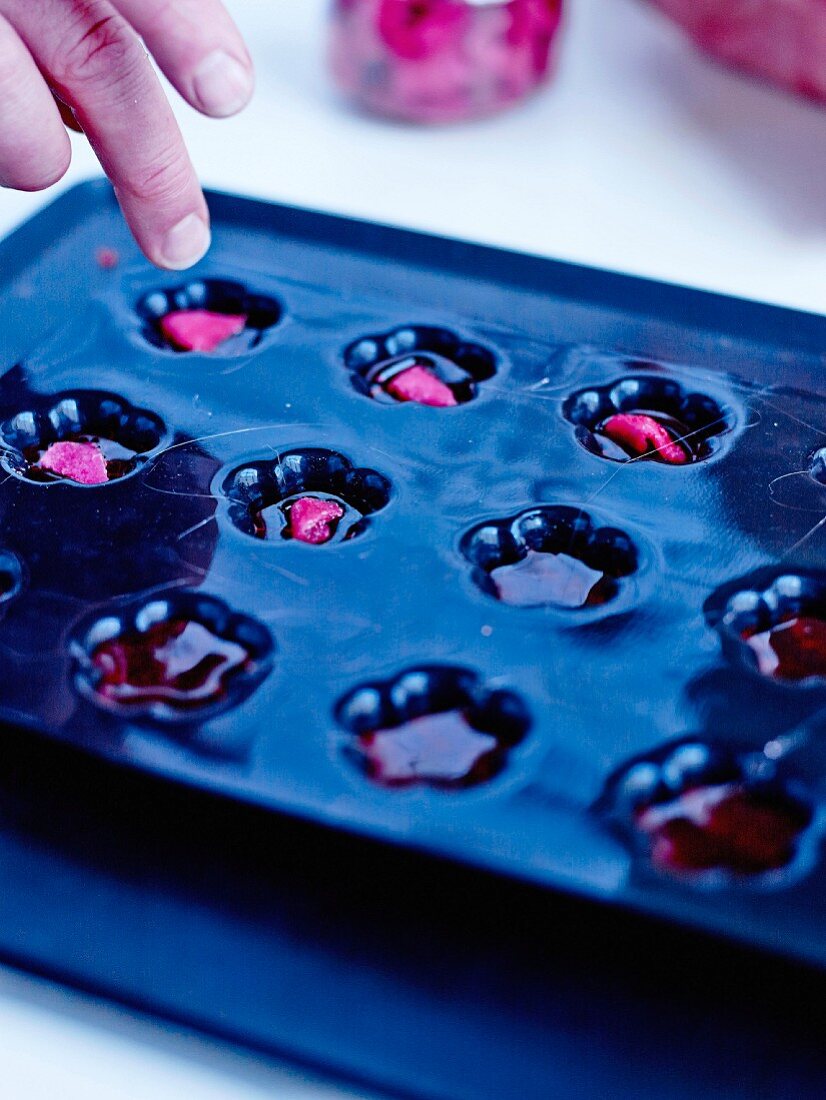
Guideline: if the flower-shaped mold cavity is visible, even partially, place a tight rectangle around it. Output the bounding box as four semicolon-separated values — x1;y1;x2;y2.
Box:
222;448;392;545
138;279;282;353
335;665;530;789
598;738;818;886
0;391;167;486
461;506;638;609
563;376;731;464
344;325;496;407
708;572;826;687
0;549;24;608
71;591;274;725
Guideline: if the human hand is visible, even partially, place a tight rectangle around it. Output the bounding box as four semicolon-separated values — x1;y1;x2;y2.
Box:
0;1;254;268
650;0;826;104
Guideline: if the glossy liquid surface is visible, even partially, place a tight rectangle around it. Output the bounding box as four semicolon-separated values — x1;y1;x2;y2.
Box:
92;619;253;712
357;710;502;788
743;616;826;682
490;549;613;608
636;783;810;875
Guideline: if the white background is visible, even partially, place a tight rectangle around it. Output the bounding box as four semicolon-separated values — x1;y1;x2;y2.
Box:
0;0;824;1096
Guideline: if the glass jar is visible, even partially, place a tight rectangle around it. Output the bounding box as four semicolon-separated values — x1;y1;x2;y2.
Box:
328;0;564;124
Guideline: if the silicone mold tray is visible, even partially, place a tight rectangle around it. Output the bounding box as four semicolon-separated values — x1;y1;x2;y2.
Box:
3;182;826;975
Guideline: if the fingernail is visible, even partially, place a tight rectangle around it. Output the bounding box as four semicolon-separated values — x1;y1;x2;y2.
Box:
160;213;211;270
193;50;253;118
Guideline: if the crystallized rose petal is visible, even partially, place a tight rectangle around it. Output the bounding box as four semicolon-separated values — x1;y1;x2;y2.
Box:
38;441;109;485
649;0;826;103
288;497;346;545
160;309;248;352
385;365;458;407
601;413;689;464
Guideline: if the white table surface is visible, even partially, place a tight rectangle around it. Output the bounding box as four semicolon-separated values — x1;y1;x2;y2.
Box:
0;0;824;1096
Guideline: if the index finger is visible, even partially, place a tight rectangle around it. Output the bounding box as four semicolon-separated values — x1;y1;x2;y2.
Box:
112;0;254;118
11;1;210;269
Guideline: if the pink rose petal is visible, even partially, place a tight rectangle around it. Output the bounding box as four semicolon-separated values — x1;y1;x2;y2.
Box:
385;365;458;407
38;441;109;486
601;413;689;465
160;310;248;352
288;497;346;545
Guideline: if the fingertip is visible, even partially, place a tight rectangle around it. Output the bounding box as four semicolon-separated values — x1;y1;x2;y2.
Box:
192;49;254;118
154;211;212;270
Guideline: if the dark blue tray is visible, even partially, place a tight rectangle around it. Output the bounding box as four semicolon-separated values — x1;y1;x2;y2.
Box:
3;182;826;1097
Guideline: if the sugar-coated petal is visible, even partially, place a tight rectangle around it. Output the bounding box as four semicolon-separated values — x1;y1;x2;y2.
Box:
385;365;458;407
38;441;108;485
601;413;689;465
289;497;346;545
160;309;248;352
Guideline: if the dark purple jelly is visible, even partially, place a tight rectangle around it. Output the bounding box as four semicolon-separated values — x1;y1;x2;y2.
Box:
742;616;826;683
462;506;637;610
336;666;530;790
708;573;826;687
357;711;502;788
636;783;811;875
599;739;817;883
489;548;616;609
91;618;254;713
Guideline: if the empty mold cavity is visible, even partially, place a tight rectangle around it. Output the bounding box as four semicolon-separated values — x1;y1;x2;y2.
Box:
0;549;24;607
335;665;530;789
344;325;496;407
71;591;274;724
563;376;731;464
138;279;281;353
461;506;638;609
0;391;166;486
222;448;391;545
597;738;817;885
709;572;826;686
